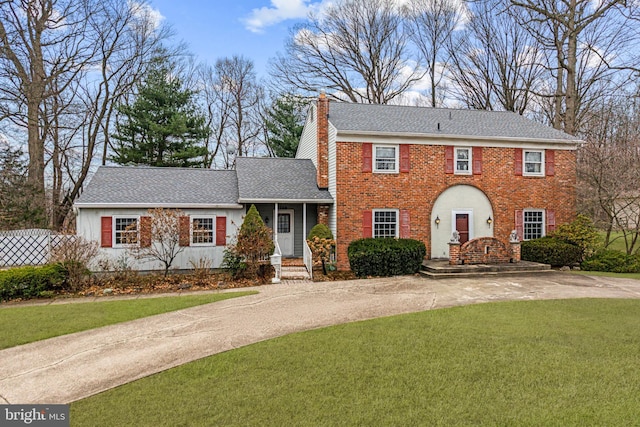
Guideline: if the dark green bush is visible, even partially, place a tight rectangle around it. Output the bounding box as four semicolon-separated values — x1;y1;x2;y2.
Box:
581;250;640;273
0;264;67;302
347;238;426;278
521;236;582;267
307;224;334;240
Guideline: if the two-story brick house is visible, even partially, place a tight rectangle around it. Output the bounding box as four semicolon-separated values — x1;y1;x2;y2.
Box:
296;94;579;270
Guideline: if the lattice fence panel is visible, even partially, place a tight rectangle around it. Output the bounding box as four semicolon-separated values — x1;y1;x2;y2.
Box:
0;230;76;267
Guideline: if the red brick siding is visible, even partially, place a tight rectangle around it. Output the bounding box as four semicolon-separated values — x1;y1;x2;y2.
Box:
335;142;576;270
459;237;513;264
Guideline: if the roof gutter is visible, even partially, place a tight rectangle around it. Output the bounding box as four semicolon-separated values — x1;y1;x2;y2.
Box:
74;203;245;209
336;130;582;148
238;198;334;204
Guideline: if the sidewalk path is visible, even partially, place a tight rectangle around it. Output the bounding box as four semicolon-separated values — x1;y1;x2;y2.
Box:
1;273;640;404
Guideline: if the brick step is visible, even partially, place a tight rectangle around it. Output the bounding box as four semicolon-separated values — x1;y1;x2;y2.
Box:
280;266;310;280
420;260;552;279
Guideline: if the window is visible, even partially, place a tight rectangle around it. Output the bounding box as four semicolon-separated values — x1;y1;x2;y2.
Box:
114;217;138;246
524;150;544;176
374;145;398;172
192;217;214;245
455;147;472;174
373;210;398;238
277;213;291;233
523;210;544;240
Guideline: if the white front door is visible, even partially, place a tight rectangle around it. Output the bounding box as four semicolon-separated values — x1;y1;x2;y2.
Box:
276;209;294;256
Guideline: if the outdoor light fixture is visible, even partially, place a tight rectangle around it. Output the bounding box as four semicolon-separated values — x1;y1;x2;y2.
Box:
264;216;269;225
487;216;493;226
435;216;440;227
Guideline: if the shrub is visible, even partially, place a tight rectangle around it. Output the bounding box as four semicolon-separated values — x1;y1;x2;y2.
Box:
0;264;67;302
551;214;600;261
347;238;426;278
521;236;582;267
581;250;640;273
50;236;99;291
222;247;247;280
307;224;335;275
231;205;274;280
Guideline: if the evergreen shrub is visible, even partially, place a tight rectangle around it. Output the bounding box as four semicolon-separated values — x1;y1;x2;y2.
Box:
347;238;426;278
521;237;582;267
0;264;67;302
581;250;640;273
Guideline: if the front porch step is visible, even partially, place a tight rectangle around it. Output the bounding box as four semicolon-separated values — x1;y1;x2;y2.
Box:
280;265;311;280
420;260;552;279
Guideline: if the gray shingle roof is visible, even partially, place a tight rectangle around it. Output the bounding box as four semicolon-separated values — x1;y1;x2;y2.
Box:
235;157;333;203
75;166;240;207
327;102;579;142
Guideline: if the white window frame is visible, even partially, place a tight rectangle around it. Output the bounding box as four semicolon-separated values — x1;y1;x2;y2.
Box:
523;150;545;176
373;144;399;173
373;209;399;238
113;216;139;248
191;216;216;246
523;209;545;240
455;147;472;175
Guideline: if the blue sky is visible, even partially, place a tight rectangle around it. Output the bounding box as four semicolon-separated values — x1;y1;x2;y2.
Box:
146;0;330;78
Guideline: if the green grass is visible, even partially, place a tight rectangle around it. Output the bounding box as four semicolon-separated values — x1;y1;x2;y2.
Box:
71;299;640;426
0;291;256;349
600;230;639;254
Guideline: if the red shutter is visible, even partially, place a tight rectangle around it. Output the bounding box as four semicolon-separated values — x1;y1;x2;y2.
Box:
545;150;555;176
139;216;152;248
514;148;523;176
216;216;226;246
362;143;372;173
473;147;483;175
515;210;523;240
400;209;410;238
101;216;112;248
445;146;454;174
400;144;410;172
363;210;372;238
546;210;556;234
179;216;190;247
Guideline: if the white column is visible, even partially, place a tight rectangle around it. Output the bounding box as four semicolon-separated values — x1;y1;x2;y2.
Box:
274;203;279;243
303;203;307;248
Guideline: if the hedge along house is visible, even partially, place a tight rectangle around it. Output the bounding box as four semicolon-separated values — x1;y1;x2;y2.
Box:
74;159;332;271
296;93;581;270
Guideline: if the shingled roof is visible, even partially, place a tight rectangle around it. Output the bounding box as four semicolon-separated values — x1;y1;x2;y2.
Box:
235;157;333;203
327;102;579;143
75;166;240;207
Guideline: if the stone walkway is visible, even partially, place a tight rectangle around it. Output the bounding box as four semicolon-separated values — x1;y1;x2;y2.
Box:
1;272;640;404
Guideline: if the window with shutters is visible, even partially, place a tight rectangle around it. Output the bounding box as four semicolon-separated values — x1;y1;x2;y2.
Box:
373;209;398;238
455;147;472;174
523;150;545;176
192;217;215;245
523;210;545;240
374;145;398;173
114;217;139;247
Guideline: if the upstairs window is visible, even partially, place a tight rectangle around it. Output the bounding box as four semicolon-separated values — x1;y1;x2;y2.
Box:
374;145;398;173
455;147;472;174
524;150;544;176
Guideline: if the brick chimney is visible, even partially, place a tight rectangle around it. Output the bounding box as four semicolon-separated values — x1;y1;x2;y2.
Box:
316;91;329;189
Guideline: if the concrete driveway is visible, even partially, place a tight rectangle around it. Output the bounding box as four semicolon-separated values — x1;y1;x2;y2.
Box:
1;272;640;404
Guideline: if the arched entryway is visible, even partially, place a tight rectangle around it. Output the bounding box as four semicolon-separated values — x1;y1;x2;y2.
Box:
430;185;494;258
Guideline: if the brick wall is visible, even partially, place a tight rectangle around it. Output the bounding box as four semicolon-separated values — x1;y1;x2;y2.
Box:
316;94;329;189
335;142;576;270
459;237;513;264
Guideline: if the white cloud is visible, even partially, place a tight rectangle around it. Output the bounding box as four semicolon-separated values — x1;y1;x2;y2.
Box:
243;0;335;33
129;1;164;31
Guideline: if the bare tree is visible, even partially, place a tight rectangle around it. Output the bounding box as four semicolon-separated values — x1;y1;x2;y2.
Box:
577;90;640;254
0;0;98;219
1;0;171;229
403;0;463;107
447;0;544;113
198;56;265;169
271;0;423;104
509;0;640;134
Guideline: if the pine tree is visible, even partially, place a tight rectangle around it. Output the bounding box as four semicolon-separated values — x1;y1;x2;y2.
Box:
111;58;210;167
265;94;307;158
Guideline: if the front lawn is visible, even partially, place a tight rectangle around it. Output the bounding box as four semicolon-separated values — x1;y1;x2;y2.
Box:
71;298;640;426
571;270;640;280
0;291;256;349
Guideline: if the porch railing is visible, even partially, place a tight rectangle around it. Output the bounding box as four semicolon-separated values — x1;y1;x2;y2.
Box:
303;239;313;280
